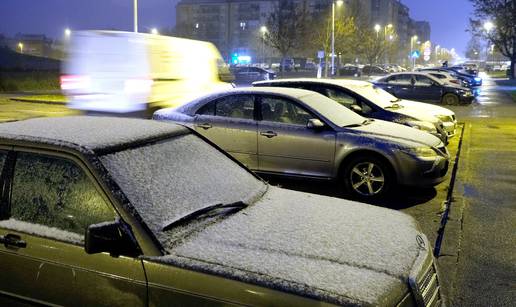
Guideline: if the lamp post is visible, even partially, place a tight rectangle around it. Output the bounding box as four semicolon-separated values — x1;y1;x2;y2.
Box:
151;28;159;35
18;42;23;54
260;26;267;66
64;28;71;37
331;0;343;76
374;24;381;38
410;35;418;69
133;0;138;32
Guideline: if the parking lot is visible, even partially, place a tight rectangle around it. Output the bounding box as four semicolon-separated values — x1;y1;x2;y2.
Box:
0;76;515;305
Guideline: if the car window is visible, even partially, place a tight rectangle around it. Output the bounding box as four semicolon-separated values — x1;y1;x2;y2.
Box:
215;95;254;120
388;75;412;85
326;88;356;107
430;73;446;79
10;152;115;236
261;97;314;126
415;75;434;86
197;101;215;115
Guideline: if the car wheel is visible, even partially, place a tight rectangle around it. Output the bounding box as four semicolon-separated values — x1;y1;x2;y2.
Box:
442;93;460;105
342;155;393;199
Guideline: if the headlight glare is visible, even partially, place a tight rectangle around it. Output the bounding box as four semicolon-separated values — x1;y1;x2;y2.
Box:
401;147;437;158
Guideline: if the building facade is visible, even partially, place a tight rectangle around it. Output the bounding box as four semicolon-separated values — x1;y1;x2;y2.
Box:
176;0;430;64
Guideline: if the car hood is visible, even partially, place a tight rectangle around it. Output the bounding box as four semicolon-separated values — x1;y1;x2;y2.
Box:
345;119;442;147
397;100;455;117
155;187;427;306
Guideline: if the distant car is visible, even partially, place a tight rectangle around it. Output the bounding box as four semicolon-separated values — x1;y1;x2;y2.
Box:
362;65;389;75
230;66;276;85
374;72;475;105
443;67;482;86
0;116;443;307
254;78;457;140
339;65;362;77
154;87;450;199
417;68;473;88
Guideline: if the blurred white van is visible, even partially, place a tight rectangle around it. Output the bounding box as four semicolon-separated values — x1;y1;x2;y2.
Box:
61;30;233;116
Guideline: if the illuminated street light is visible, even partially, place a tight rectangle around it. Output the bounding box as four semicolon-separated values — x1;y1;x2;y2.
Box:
331;0;344;76
151;28;159;35
483;21;495;33
374;24;381;38
64;28;71;37
260;26;268;65
18;42;23;53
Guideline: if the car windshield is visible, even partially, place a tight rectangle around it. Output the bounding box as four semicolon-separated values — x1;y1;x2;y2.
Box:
100;133;266;242
300;92;365;127
346;83;399;108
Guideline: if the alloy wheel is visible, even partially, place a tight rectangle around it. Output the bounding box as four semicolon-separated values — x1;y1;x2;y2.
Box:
349;162;385;196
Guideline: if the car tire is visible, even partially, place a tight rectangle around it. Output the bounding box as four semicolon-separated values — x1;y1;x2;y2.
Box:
341;154;394;200
442;93;460;105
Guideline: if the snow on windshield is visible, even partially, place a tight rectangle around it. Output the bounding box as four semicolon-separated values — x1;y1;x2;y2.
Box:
100;133;266;240
348;84;398;108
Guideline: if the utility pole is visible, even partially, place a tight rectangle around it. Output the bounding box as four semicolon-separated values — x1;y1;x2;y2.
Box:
134;0;138;32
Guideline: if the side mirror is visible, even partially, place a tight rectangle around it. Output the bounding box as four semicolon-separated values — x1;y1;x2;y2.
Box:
350;104;363;113
307;118;325;130
85;219;141;258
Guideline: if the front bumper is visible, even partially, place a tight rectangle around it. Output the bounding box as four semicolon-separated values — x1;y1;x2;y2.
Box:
395;150;449;186
442;120;457;138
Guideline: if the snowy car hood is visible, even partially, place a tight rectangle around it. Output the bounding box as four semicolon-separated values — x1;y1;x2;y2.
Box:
397;100;455;117
347;119;442;148
156;187;426;305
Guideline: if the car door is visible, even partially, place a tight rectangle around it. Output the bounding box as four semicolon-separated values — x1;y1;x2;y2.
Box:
193;94;258;169
257;95;336;178
0;150;147;306
414;75;443;102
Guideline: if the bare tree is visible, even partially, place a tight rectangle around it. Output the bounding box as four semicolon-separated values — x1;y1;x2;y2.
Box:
465;36;483;60
469;0;516;79
355;26;396;69
263;0;308;71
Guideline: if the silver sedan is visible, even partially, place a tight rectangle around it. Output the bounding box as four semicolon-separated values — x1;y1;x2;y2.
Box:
154;87;449;199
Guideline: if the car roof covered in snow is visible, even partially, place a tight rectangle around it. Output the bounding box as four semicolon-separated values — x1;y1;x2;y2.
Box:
254;77;373;88
0;116;189;154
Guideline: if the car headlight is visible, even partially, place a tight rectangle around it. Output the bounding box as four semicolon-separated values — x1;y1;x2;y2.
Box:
401;146;438;158
406;120;437;133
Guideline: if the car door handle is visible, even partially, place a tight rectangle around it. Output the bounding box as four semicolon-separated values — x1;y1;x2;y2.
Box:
0;234;27;248
260;131;277;138
196;123;212;130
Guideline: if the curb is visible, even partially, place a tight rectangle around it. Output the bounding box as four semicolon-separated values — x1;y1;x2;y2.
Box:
9;97;66;106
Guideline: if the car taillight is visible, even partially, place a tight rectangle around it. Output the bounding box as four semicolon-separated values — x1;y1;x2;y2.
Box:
124;78;153;94
60;75;91;90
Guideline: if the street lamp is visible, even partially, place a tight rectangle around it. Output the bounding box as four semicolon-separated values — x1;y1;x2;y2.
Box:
374;24;381;38
134;0;138;32
151;28;159;35
260;26;267;65
331;0;344;76
64;28;71;37
483;21;495;33
410;35;418;69
18;42;23;54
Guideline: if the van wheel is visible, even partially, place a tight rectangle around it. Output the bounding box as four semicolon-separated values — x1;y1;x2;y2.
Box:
442;93;459;105
341;155;393;200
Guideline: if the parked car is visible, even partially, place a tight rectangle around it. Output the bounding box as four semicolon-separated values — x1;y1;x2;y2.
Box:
374;72;475;105
254;78;457;139
154;87;449;199
0;116;443;307
61;30;233;117
417;68;473;88
443;67;482;86
230;66;276;85
362;65;389;76
339;65;362;77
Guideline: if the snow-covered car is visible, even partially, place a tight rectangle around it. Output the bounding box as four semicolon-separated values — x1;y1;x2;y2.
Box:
0;116;442;306
254;78;458;139
154;87;450;199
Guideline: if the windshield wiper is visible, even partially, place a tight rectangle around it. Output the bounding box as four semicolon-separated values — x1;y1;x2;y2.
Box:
390;98;402;103
385;103;401;109
162;201;248;231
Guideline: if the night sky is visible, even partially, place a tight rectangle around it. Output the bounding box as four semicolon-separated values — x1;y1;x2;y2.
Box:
1;0;473;56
